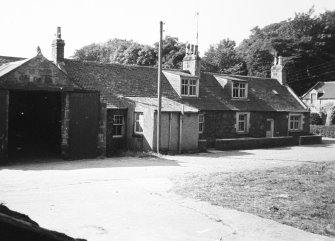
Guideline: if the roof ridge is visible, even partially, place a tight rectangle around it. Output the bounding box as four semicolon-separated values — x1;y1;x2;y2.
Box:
0;55;26;59
204;71;274;80
64;58;184;72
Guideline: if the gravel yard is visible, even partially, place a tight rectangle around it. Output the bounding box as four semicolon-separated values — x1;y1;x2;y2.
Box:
1;140;335;241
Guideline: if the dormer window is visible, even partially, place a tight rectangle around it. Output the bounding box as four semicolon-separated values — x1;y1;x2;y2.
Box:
181;78;198;96
232;82;248;99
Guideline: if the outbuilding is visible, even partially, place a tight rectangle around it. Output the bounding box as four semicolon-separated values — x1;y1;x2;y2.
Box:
0;47;103;162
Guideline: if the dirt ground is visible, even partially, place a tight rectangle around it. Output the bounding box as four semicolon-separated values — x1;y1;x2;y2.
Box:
1;139;335;241
173;161;335;237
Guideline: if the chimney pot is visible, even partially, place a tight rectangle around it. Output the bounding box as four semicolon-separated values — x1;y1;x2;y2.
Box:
52;26;65;63
57;27;61;39
186;43;190;54
278;56;283;66
182;42;201;76
273;56;277;65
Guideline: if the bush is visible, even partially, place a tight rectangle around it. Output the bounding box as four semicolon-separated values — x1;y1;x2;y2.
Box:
310;125;335;138
310;113;323;125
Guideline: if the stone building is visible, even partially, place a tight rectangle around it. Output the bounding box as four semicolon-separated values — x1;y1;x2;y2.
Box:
301;81;335;113
0;27;310;162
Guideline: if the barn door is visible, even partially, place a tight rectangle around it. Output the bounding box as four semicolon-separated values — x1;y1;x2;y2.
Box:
69;92;100;159
0;90;9;162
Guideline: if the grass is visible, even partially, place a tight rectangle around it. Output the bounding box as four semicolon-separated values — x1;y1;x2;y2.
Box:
173;161;335;237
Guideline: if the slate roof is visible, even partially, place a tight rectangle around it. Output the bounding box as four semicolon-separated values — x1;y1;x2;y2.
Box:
179;73;306;112
62;59;306;112
0;56;26;66
0;59;31;78
301;81;335;100
124;96;198;112
63;59;182;108
0;55;307;112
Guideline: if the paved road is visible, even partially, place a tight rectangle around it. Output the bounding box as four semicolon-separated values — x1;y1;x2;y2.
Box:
1;139;335;241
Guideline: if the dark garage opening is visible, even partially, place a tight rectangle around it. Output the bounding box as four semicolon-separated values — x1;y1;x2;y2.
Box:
8;91;62;160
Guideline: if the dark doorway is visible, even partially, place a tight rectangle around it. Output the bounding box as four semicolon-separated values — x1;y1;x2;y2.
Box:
8;91;61;160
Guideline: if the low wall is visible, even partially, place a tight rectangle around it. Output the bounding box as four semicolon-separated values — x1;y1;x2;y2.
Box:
299;135;322;145
215;136;294;151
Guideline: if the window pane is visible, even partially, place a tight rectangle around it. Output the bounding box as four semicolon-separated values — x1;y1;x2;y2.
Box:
289;115;301;130
182;79;197;96
240;88;245;98
112;115;124;136
233;82;247;98
181;79;188;95
189;85;196;95
233;83;239;97
238;121;245;131
238;114;247;132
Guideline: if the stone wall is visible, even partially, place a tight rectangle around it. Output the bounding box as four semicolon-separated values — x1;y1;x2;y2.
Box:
1;54;77;91
60;93;70;159
199;111;236;147
0;90;9;162
215;136;295;151
200;110;310;147
98;103;107;156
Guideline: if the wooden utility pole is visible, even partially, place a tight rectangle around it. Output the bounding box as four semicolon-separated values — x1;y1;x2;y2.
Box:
157;21;163;154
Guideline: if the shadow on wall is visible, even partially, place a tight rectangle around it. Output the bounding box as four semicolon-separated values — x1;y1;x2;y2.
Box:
1;155;179;171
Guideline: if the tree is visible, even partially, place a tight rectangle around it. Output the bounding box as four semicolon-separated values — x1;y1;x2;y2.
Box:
236;8;335;95
202;39;247;75
72;36;186;69
72;43;109;62
154;36;186;69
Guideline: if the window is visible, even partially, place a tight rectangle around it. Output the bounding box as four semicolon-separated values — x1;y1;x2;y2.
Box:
112;115;125;137
232;82;247;98
236;112;250;133
311;93;317;104
181;78;197;96
198;114;204;133
134;112;144;134
289;114;302;131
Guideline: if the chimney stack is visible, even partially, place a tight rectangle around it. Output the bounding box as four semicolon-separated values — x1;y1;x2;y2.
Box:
52;26;65;63
271;56;286;85
182;43;201;76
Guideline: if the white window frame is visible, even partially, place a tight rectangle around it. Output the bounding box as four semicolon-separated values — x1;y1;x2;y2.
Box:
112;115;125;138
181;78;198;97
232;82;248;99
198;114;204;134
236;112;250;133
288;113;303;131
134;112;144;134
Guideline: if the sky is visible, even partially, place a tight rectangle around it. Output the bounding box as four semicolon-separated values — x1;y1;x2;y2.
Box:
1;0;335;59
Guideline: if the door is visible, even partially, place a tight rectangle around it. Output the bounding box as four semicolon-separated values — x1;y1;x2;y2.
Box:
266;119;274;138
68;92;100;159
0;90;9;162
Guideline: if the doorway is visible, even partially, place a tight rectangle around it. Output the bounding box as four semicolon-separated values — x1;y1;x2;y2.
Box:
266;119;274;138
8;91;62;160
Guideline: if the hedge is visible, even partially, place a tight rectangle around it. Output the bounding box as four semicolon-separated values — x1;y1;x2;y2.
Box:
310;125;335;138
